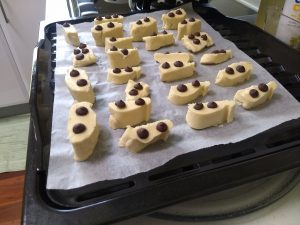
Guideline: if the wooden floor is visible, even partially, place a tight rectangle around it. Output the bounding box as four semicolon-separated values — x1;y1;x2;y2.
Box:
0;171;25;225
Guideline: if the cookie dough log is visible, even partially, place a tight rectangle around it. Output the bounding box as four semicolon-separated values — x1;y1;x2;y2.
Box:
62;22;80;47
182;32;214;53
186;100;236;130
162;8;187;30
67;102;100;161
119;120;173;153
215;61;252;86
107;47;141;68
108;98;151;129
130;17;158;41
143;31;175;51
72;43;97;67
94;14;124;25
105;36;133;52
91;22;123;47
234;81;277;109
168;80;210;105
154;52;193;63
65;67;95;103
159;61;195;82
200;49;233;65
177;17;201;40
107;66;141;84
125;80;150;100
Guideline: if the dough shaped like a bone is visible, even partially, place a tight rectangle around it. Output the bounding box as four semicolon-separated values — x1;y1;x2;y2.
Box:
91;22;123;47
200;50;233;65
125;80;150;100
107;48;141;68
177;18;201;40
182;32;214;53
130;17;158;41
159;61;195;82
162;8;187;30
107;66;141;84
143;33;175;51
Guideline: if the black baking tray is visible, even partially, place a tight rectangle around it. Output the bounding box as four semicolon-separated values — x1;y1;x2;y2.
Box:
22;2;300;225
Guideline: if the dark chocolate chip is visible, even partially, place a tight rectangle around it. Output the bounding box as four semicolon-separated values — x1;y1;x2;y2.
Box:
177;84;187;92
105;15;112;19
144;17;150;22
201;34;208;40
175;9;182;15
76;79;87;87
249;89;259;98
236;65;246;73
207;101;218;108
129;89;138;96
70;69;80;77
181;20;187;24
162;30;168;34
95;25;103;31
194;32;200;36
137;128;149;139
162;62;170;69
113;68;121;73
134;83;143;90
189;17;195;22
96;16;103;21
152;32;157;36
73;49;81;55
115;100;126;109
212;50;220;54
73;123;86;134
107;22;114;28
63;22;70;27
110;46;118;51
174;61;183;67
192;80;200;87
219;49;226;53
135;98;145;106
82;48;89;54
193;39;201;45
125;67;133;72
225;67;234;75
110;37;117;42
156;122;168;132
258;83;268;92
188;34;195;39
121;49;128;55
136;20;142;25
112;14;119;18
79;43;87;49
194;102;204;110
76;106;88;116
75;53;84;60
168;12;175;17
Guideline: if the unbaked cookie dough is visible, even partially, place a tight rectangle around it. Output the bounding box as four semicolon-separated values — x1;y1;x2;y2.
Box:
186;100;236;130
182;32;214;53
108;97;151;129
107;66;141;84
234;81;277;109
67;102;100;161
130;17;158;41
215;61;252;86
200;49;233;65
143;31;175;51
94;14;124;25
125;80;150;100
91;22;123;47
159;61;195;82
162;8;187;30
107;47;141;68
154;52;193;63
105;36;133;52
72;43;97;67
177;17;201;40
119;119;173;152
62;22;80;47
167;80;210;105
65;67;95;103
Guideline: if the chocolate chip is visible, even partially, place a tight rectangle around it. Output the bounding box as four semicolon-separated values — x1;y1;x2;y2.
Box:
112;14;119;18
129;89;138;96
249;89;259;98
188;34;195;39
76;106;88;116
73;123;86;134
207;101;218;108
189;17;195;22
168;12;175;17
75;53;84;60
194;102;204;110
156;122;168;132
194;32;200;36
236;65;245;73
110;46;118;51
137;128;149;139
177;84;187;92
110;37;117;42
63;22;70;27
134;83;143;90
175;9;182;15
201;34;208;40
258;83;268;92
212;50;220;54
73;49;81;55
113;68;121;73
192;80;200;87
79;43;87;49
95;25;103;31
121;49;128;55
76;79;87;87
181;20;187;24
82;48;89;54
174;61;183;67
105;15;112;19
225;67;234;75
96;16;103;21
162;30;168;34
135;98;145;106
125;67;133;72
152;32;157;36
136;20;142;25
144;17;150;22
162;62;170;69
219;49;226;53
70;69;80;77
193;39;200;45
115;100;126;109
107;22;114;28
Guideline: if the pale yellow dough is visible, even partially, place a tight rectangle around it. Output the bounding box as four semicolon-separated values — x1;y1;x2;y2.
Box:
234;81;277;109
162;8;187;30
215;61;252;86
107;48;141;68
65;67;95;103
182;32;214;53
186;100;236;130
159;61;195;82
108;97;151;129
125;80;150;100
67;102;99;161
143;33;175;51
200;50;233;65
119;120;173;152
91;22;123;47
177;18;201;40
72;47;97;67
105;36;133;52
63;24;80;47
94;15;124;25
107;66;141;84
130;17;158;41
154;52;193;63
168;81;210;105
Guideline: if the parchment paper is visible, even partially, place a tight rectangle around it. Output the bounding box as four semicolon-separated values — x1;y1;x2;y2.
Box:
47;4;300;189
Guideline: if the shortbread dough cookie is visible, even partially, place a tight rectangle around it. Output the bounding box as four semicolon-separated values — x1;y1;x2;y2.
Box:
143;31;175;51
91;22;123;47
177;17;201;40
234;81;277;109
182;32;214;53
108;97;151;129
159;61;195;82
130;17;158;41
94;14;124;25
62;22;80;47
107;47;141;68
105;36;133;52
215;61;252;86
162;8;187;30
200;49;233;65
107;66;141;84
67;102;100;161
125;80;150;100
168;80;210;105
154;52;193;63
186;100;236;130
65;67;95;103
72;43;97;67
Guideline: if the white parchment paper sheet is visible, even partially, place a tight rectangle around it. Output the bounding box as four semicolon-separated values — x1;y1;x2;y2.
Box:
47;4;300;189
